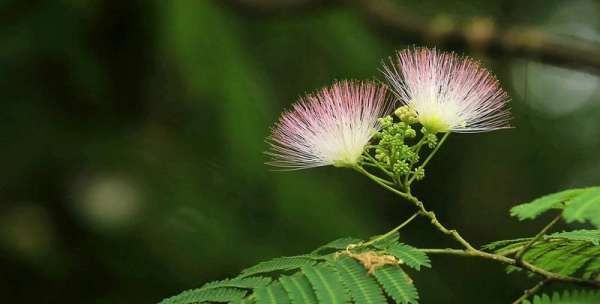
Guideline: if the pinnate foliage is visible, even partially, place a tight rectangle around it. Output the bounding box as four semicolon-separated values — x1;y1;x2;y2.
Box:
254;283;290;304
159;233;427;304
522;290;600;304
511;187;600;227
240;256;317;277
161;186;600;304
335;256;387;304
484;229;600;279
279;274;318;304
381;243;431;271
160;288;248;304
372;266;418;304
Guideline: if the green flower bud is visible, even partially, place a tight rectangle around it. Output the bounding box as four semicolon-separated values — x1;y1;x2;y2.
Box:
414;168;425;180
394;106;418;124
393;161;411;175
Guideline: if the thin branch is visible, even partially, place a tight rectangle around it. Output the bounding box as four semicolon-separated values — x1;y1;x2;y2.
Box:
356;0;600;75
407;132;450;186
361;152;395;179
420;248;600;288
357;164;477;251
512;280;549;304
360;211;420;247
221;0;328;14
356;166;396;186
356;165;600;288
515;212;562;261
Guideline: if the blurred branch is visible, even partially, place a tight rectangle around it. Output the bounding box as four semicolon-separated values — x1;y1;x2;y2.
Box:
227;0;600;75
221;0;329;14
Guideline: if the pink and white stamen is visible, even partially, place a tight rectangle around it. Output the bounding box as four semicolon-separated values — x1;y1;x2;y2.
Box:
383;47;511;133
267;80;392;170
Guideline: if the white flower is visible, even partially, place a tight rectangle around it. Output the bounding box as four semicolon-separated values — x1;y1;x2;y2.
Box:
383;47;511;133
267;80;392;169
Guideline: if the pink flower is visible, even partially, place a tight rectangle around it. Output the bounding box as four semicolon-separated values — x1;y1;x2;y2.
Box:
267;80;392;169
383;47;511;133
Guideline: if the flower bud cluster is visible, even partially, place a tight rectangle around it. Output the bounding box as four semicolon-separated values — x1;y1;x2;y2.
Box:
394;106;418;124
372;115;419;176
422;130;438;148
367;107;443;185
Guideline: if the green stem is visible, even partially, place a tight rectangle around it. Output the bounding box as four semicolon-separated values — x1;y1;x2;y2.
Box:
404;136;426;188
512;280;549;304
361;153;394;178
515;212;562;261
407;132;450;186
361;211;420;247
356;134;600;289
356;164;477;251
354;165;415;202
419;248;600;288
355;166;395;186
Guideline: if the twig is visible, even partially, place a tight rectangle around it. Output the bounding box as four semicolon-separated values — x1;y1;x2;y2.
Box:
221;0;328;14
512;280;549;304
514;212;562;261
407;132;450;186
357;165;478;251
419;248;600;288
356;165;600;288
360;211;421;247
355;166;476;251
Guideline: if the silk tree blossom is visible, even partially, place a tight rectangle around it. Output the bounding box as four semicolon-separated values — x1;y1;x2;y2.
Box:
383;47;511;133
267;80;392;170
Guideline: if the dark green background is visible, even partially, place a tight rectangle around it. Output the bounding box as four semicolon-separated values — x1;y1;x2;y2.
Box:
1;0;599;303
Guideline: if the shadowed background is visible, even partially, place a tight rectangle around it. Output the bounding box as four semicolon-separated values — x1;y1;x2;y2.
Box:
1;0;600;303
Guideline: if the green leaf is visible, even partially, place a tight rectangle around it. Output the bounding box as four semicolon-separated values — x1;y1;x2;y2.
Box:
371;232;400;249
255;282;290;304
481;237;532;251
159;287;246;304
563;187;600;228
523;290;600;304
548;230;600;245
230;298;256;304
533;243;592;275
240;256;316;277
373;265;419;304
335;256;387;304
386;243;431;271
302;264;351;304
486;234;600;279
582;254;600;280
279;274;318;304
312;237;363;254
511;188;586;220
201;277;272;290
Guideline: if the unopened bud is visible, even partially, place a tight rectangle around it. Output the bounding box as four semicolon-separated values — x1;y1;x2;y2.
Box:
394;106;418;124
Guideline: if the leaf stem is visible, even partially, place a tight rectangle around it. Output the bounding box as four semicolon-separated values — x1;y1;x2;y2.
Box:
404;136;427;188
514;212;562;261
356;164;600;289
361;211;421;247
356;133;600;289
356;164;477;251
419;248;600;288
361;153;395;178
512;280;549;304
407;132;450;186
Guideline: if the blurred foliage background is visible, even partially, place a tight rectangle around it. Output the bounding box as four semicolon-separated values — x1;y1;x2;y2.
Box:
1;0;600;303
